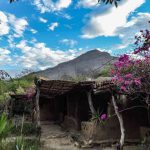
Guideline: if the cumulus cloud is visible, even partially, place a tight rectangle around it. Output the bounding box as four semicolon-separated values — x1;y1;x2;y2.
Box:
0;48;12;66
8;14;28;37
33;0;72;13
0;11;9;36
82;0;145;38
48;22;58;31
39;17;47;23
60;39;77;48
15;40;82;70
0;11;28;38
115;13;150;49
77;0;98;8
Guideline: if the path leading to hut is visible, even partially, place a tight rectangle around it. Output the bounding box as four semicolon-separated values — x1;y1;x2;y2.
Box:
40;121;80;150
40;122;143;150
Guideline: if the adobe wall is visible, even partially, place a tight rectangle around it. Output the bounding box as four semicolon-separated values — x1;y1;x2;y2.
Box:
81;104;149;141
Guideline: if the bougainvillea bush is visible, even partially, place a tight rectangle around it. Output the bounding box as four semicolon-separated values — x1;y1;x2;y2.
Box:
111;29;150;106
110;28;150;150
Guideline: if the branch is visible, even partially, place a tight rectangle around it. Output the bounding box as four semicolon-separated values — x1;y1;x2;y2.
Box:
110;105;148;118
112;95;125;150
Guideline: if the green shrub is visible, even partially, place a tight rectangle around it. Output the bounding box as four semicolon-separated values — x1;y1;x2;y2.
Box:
11;123;38;136
94;65;112;78
0;113;12;141
0;138;41;150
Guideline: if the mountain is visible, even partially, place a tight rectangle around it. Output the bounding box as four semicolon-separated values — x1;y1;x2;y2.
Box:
36;50;116;80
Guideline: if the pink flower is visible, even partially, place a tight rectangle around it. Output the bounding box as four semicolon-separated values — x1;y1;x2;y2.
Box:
125;74;132;78
111;69;115;74
134;49;141;54
119;54;129;62
124;80;130;85
100;114;107;120
134;79;141;86
120;86;127;92
118;77;124;83
114;61;124;68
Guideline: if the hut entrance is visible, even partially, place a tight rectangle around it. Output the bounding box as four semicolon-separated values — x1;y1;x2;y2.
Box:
39;98;55;121
39;95;67;123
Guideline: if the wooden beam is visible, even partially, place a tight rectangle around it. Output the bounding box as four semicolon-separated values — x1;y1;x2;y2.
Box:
35;82;40;128
86;90;96;117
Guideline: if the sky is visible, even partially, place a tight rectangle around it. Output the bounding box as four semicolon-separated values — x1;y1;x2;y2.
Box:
0;0;150;76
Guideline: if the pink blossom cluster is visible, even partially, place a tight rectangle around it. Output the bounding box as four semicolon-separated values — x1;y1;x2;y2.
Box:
100;114;107;120
112;55;143;93
111;27;150;94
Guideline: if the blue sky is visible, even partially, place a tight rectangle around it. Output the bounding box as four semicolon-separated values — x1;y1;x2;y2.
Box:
0;0;150;75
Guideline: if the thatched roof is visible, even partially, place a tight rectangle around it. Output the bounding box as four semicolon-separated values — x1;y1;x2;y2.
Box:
39;80;95;98
94;77;113;93
39;77;113;98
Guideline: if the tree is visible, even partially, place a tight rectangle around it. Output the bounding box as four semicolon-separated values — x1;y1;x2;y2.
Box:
111;27;150;150
112;29;150;106
9;0;15;3
98;0;121;7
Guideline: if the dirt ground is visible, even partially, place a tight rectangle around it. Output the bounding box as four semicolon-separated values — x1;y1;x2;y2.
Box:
40;122;148;150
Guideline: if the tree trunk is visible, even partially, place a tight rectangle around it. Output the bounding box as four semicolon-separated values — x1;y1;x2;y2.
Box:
86;91;96;117
146;95;150;126
148;104;150;126
112;95;125;150
35;86;40;128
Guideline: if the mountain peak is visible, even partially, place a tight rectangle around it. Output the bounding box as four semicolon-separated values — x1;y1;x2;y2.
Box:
80;49;106;56
74;49;111;62
36;50;115;80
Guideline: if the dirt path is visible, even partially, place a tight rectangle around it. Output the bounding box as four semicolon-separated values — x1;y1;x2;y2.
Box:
40;122;144;150
40;121;80;150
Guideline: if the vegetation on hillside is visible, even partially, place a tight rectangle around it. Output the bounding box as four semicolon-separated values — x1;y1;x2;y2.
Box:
0;73;36;101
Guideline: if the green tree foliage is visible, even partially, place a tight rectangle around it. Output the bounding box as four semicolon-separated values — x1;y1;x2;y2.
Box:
98;0;121;7
98;65;111;77
0;72;36;103
93;65;112;78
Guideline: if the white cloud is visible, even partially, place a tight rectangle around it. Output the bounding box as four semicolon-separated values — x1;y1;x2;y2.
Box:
33;0;72;13
115;13;150;49
8;14;28;37
7;35;16;48
0;11;28;38
30;28;37;34
48;22;58;31
62;13;72;20
15;40;82;70
60;39;78;48
96;48;112;55
77;0;98;8
0;11;9;36
56;0;72;10
39;17;47;23
82;0;145;38
0;48;12;65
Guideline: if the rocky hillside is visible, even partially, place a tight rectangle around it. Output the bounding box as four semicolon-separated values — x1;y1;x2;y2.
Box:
36;50;116;80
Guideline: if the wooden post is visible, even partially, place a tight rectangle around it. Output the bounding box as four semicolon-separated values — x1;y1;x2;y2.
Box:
66;94;70;117
35;81;40;128
86;90;96;117
75;100;80;130
112;95;125;150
